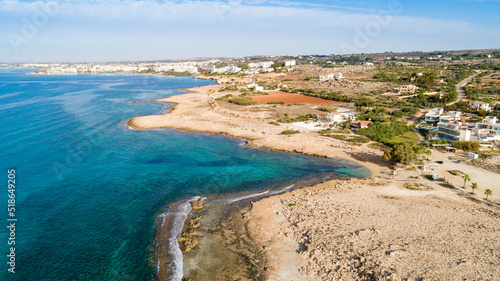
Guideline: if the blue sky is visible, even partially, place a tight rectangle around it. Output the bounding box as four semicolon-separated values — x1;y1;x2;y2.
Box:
1;0;499;63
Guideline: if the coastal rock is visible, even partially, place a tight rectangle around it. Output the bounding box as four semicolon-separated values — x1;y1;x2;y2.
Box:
177;228;199;254
190;198;204;210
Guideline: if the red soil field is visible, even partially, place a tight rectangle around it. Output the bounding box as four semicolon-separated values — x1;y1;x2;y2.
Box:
252;91;342;105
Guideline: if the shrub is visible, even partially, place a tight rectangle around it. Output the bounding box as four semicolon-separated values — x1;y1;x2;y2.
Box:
278;114;317;123
452;140;480;152
318;107;334;113
229;97;258;106
280;130;300;135
346;136;370;144
357;122;412;143
432;139;448;145
267;101;285;105
383;143;418;164
216;94;233;101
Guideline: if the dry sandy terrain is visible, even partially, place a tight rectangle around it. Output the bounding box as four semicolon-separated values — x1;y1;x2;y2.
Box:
247;179;500;281
261;65;391;95
252;91;342;105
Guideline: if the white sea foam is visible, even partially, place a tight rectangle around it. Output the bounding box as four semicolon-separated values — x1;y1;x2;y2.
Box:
227;184;294;203
227;190;270;203
270;184;295;195
162;196;199;281
166;238;184;281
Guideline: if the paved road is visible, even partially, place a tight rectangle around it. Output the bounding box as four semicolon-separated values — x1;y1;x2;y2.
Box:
447;71;482;106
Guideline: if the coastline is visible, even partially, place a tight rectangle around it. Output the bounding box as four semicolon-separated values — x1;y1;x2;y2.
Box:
127;85;390;179
128;84;389;280
128;80;500;280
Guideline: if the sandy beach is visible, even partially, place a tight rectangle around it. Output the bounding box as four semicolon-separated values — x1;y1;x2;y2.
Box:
246;178;500;280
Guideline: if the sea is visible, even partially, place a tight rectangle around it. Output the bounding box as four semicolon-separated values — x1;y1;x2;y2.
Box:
0;68;370;281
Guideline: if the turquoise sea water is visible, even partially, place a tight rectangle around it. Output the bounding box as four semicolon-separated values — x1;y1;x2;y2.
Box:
0;69;370;281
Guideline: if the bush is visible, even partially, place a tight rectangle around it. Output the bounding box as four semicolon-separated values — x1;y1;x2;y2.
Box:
278;114;317;123
216;94;233;101
383;143;418;164
280;130;300;135
346;136;370;144
432;139;448;145
452;140;481;152
229;97;258;106
356;122;412;143
318;107;334;113
267;101;285;105
355;97;375;107
392;110;405;118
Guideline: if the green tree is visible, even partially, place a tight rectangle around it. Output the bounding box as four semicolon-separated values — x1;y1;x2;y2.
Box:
425;149;432;161
462;174;470;188
383;143;417;165
471;182;478;194
453;141;481;152
484;189;492;200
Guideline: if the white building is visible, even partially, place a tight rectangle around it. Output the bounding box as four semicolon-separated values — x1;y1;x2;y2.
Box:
284;60;296;67
319;73;342;81
248;61;274;69
259;61;274;68
325;112;357;124
437;121;471;142
424;108;444;124
199;65;216;72
439;111;462;123
212;66;241;74
473;116;500;142
254;86;264;92
469;101;491;111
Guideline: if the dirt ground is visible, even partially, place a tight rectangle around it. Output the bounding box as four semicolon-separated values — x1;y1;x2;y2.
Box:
247;178;500;281
252;91;342;105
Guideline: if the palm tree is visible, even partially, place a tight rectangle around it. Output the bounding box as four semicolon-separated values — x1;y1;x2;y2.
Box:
425;150;432;161
484;189;492;200
471;182;478;194
462;174;470;188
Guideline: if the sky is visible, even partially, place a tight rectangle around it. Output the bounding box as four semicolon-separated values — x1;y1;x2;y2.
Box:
0;0;499;63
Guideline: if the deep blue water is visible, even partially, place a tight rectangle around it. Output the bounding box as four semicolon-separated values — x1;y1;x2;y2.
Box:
0;69;370;281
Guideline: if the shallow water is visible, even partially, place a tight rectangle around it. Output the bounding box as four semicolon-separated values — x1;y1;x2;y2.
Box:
0;69;370;280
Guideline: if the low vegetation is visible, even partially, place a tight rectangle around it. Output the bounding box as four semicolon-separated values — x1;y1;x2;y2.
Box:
278;113;317;123
280;130;300;135
452;140;481;152
356;122;413;143
229;97;258;106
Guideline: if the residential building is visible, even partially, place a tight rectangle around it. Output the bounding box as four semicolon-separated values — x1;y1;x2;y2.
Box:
350;120;372;130
469;101;491;111
437;121;471;142
325;112;357;124
319;74;334;81
438;111;462;123
200;65;216;72
284;60;296;67
398;85;416;94
248;61;275;69
319;73;342;81
473;116;500;141
424;108;444;124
